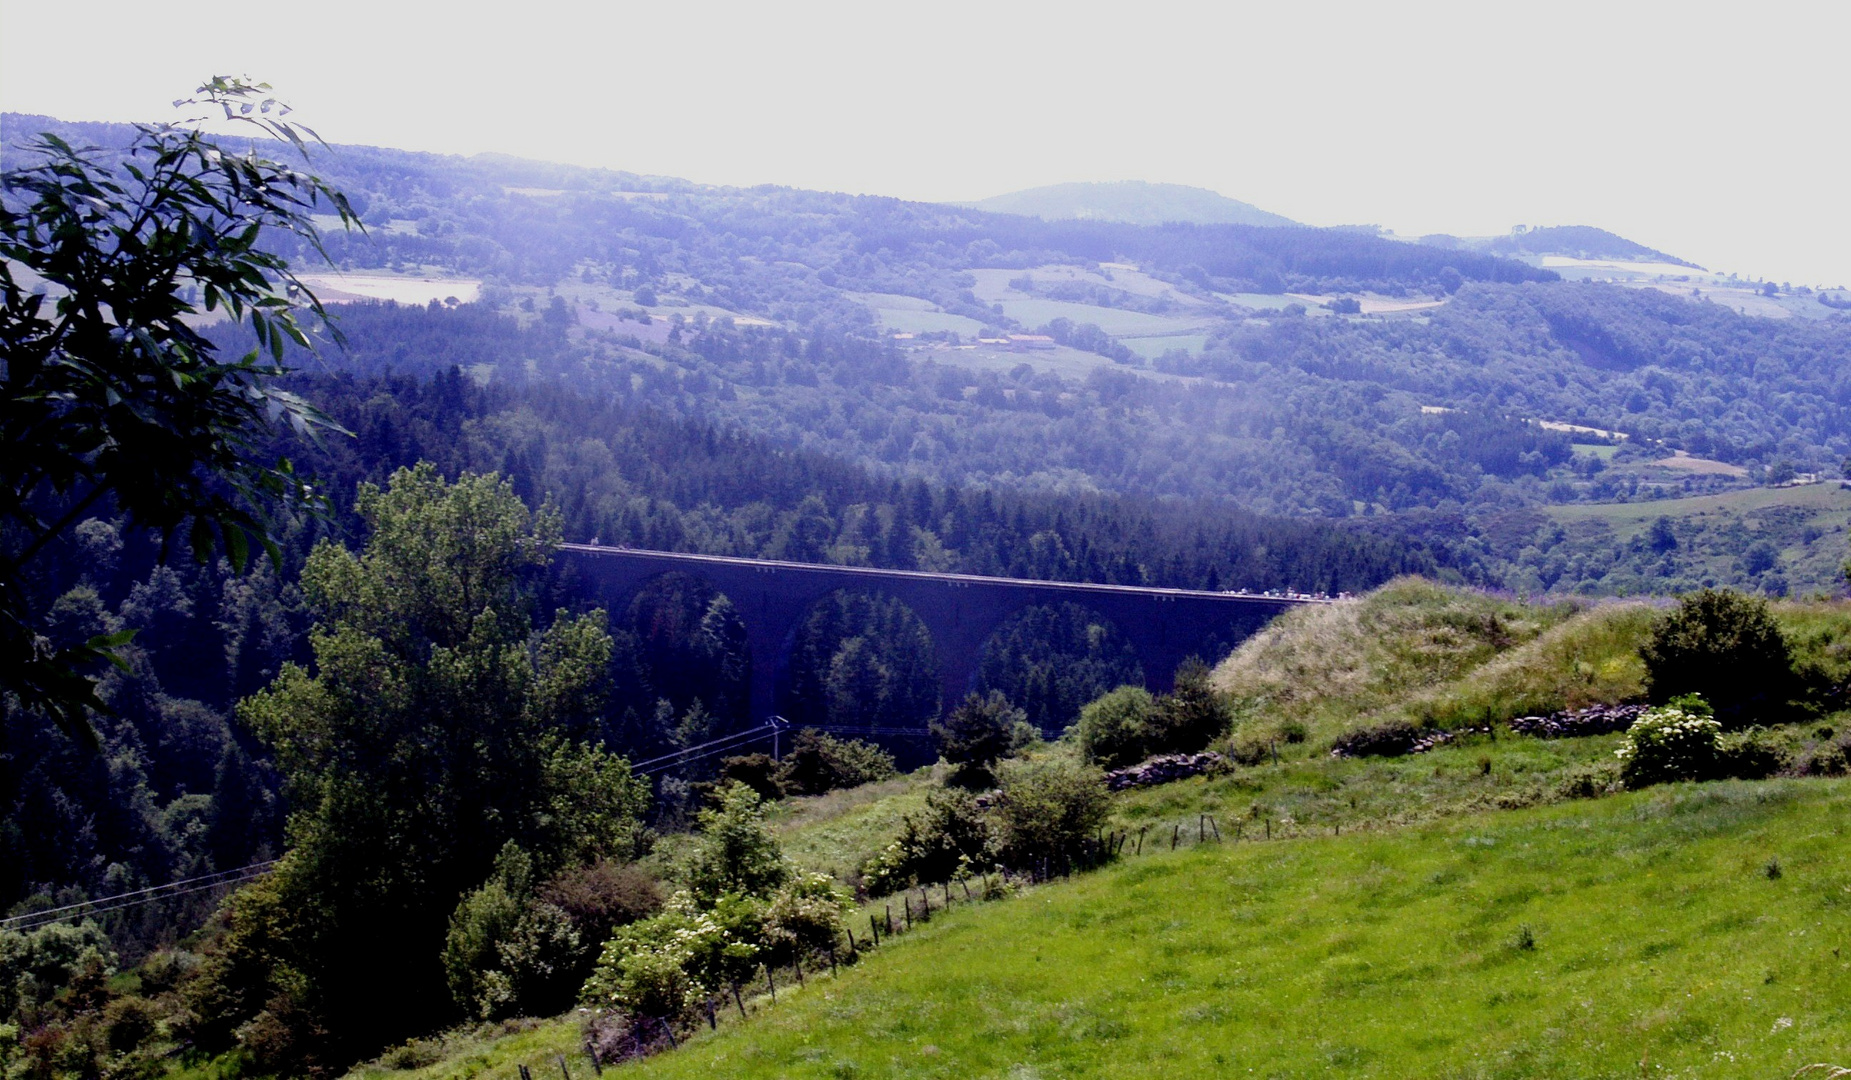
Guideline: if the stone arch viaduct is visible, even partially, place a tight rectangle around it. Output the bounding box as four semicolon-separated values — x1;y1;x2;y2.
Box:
559;544;1318;727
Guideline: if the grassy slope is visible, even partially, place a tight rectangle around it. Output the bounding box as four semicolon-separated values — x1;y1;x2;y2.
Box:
614;780;1851;1079
1214;581;1851;754
352;581;1851;1080
1209;578;1578;745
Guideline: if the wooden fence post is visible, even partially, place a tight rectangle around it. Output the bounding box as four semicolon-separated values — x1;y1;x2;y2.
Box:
765;964;777;1002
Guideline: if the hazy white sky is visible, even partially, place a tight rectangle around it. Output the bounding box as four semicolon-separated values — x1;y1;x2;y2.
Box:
5;0;1848;286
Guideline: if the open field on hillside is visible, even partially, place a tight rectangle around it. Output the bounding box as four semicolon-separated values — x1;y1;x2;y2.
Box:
1122;333;1209;359
965;268;1224;338
1548;483;1851;537
371;780;1851;1080
844;291;990;336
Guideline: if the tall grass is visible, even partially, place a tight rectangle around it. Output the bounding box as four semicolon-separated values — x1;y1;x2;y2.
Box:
1212;577;1575;745
1392;600;1659;728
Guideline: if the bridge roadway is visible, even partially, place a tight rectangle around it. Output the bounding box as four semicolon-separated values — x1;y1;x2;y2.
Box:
558;544;1319;727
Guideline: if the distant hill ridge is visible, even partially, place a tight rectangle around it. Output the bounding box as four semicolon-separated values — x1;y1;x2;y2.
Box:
966;180;1298;228
1420;225;1700;269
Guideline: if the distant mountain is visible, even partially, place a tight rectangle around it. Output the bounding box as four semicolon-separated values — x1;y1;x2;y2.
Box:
1420;225;1701;269
966;181;1297;228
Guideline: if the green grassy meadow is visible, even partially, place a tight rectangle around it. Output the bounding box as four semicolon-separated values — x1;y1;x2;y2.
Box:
1547;483;1851;539
400;780;1851;1080
1122;332;1209;359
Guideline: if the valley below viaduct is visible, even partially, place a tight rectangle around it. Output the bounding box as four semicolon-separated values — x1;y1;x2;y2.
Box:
559;545;1317;728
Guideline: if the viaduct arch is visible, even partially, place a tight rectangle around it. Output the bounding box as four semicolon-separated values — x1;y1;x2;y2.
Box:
558;545;1318;726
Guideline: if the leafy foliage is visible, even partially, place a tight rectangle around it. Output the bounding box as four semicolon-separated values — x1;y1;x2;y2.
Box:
1640;589;1796;727
932;691;1024;788
1075;685;1156;769
583;788;847;1025
680;782;789;906
0;80;354;737
860;786;992;895
988;755;1110;870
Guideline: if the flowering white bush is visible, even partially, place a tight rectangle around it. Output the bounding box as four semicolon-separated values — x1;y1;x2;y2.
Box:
580;876;849;1020
1616;696;1720;787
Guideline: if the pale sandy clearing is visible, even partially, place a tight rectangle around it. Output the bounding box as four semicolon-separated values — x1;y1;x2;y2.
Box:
1649;450;1747;477
297;273;481;305
1538;420;1627;440
1541;255;1708;277
1360;297;1445;314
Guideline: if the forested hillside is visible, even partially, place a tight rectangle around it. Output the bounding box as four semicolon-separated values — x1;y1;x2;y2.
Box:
11;115;1848;589
0;352;1428;935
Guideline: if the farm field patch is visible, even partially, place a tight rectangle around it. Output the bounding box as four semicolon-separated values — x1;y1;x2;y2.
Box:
1547;482;1851;537
1122;333;1208;359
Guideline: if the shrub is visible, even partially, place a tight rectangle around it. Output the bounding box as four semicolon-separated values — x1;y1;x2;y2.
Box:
101;996;160;1055
933;691;1025;788
711;753;785;802
540;860;664;947
1149;658;1231;755
681;782;788;904
1615;696;1721;788
1716;728;1794;780
776;729;896;796
762;871;852;965
380;1039;445;1071
443;844;587;1020
1075;685;1155;769
989;756;1110;872
1640;589;1796;728
1554;760;1623;800
583;893;758;1018
861;787;992;895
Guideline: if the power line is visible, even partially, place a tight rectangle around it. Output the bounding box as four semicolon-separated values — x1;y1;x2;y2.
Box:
3;860;277;933
631;718;787;775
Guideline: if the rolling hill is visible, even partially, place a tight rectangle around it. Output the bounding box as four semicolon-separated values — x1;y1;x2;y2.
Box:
965;180;1298;227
